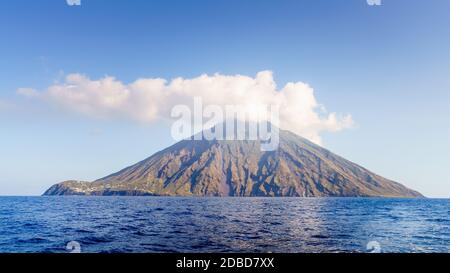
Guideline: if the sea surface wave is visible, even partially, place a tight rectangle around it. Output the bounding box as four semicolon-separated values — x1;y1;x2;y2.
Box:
0;197;449;253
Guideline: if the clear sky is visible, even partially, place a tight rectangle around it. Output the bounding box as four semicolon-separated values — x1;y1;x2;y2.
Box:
0;0;449;197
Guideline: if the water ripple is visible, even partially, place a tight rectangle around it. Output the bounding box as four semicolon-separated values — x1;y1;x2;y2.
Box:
0;197;449;253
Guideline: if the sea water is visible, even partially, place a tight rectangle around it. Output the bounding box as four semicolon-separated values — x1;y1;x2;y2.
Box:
0;197;448;253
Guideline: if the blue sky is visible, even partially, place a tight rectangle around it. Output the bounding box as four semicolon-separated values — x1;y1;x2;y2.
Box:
1;0;449;197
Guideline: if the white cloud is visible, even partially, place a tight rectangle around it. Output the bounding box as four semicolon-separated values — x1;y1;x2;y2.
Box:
16;88;39;98
17;71;353;144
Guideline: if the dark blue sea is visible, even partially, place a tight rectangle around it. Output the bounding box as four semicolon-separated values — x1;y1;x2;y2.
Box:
0;197;449;253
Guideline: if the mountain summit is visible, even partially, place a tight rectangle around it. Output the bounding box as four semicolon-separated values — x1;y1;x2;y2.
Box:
43;129;422;197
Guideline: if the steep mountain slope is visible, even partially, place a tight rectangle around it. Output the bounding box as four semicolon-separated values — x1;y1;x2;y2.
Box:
43;130;422;197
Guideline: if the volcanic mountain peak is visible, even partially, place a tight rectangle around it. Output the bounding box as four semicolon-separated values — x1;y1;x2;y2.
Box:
43;128;422;197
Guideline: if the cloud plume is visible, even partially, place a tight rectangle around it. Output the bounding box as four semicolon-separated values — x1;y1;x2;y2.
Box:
17;71;353;144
